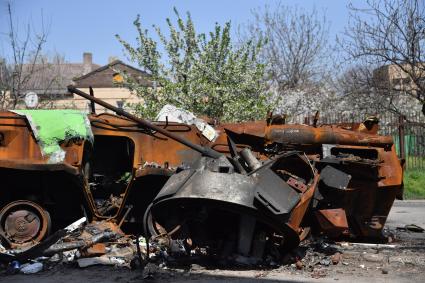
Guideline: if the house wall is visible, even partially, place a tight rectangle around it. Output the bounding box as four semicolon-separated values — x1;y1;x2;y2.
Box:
52;87;144;113
374;63;425;92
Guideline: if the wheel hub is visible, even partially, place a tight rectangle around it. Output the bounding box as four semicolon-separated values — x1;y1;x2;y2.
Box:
5;210;41;243
0;200;50;247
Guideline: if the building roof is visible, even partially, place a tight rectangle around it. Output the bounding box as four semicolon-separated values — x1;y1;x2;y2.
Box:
15;55;151;101
21;62;101;96
73;60;152;88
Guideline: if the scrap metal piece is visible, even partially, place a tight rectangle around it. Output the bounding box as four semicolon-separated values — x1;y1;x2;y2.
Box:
240;148;261;170
287;177;307;193
0;229;68;263
253;165;300;217
64;217;87;233
315;209;349;238
84;243;107;257
319;166;351;190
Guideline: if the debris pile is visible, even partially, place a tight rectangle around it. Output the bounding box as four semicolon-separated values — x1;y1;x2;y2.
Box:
0;218;141;274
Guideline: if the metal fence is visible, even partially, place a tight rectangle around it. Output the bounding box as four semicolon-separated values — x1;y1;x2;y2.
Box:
288;111;425;171
386;112;425;171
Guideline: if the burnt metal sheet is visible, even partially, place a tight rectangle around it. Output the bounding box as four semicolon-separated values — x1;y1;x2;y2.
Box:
254;167;300;217
319;165;352;190
149;153;318;253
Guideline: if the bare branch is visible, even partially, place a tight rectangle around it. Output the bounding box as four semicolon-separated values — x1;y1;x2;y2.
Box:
0;1;50;108
341;0;425;116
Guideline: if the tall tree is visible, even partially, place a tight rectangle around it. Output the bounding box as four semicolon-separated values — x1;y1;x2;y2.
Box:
245;4;330;93
341;0;425;116
116;9;272;122
240;4;336;116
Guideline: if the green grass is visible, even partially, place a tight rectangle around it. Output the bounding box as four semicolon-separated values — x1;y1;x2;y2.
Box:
404;169;425;199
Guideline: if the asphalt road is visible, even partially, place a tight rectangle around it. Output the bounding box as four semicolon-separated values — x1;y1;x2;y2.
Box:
386;200;425;229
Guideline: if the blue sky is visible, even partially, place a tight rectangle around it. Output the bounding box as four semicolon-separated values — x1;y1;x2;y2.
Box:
0;0;362;66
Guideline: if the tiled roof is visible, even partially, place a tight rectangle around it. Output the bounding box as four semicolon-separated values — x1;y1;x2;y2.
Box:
19;62;100;96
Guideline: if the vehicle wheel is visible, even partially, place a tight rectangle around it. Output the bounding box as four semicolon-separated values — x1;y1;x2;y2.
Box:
0;200;51;248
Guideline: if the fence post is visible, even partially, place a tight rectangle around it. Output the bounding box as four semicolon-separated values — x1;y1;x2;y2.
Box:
398;115;406;164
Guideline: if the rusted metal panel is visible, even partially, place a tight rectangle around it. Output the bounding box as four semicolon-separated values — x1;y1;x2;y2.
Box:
314;209;349;237
0;112;85;174
89;113;204;169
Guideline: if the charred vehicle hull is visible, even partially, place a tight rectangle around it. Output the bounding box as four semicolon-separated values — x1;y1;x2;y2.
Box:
212;121;404;240
0;110;205;247
86;113;205;232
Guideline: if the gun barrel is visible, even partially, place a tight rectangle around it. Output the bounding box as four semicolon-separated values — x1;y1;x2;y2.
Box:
266;126;393;147
67;86;221;159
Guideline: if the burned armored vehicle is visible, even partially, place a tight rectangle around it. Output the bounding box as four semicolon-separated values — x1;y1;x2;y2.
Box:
147;147;319;258
146;117;403;259
73;88;322;259
0;88;321;258
0;108;205;248
211;118;403;240
0;110;90;248
0;87;403;259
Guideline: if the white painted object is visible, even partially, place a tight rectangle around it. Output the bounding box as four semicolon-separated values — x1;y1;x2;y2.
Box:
77;256;126;268
24;92;39;109
339;242;397;249
62;249;80;262
156;104;217;141
64;217;87;232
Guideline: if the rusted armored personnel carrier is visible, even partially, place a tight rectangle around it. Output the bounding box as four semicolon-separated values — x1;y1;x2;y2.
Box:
0;87;403;258
0;109;205;248
212;119;403;240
